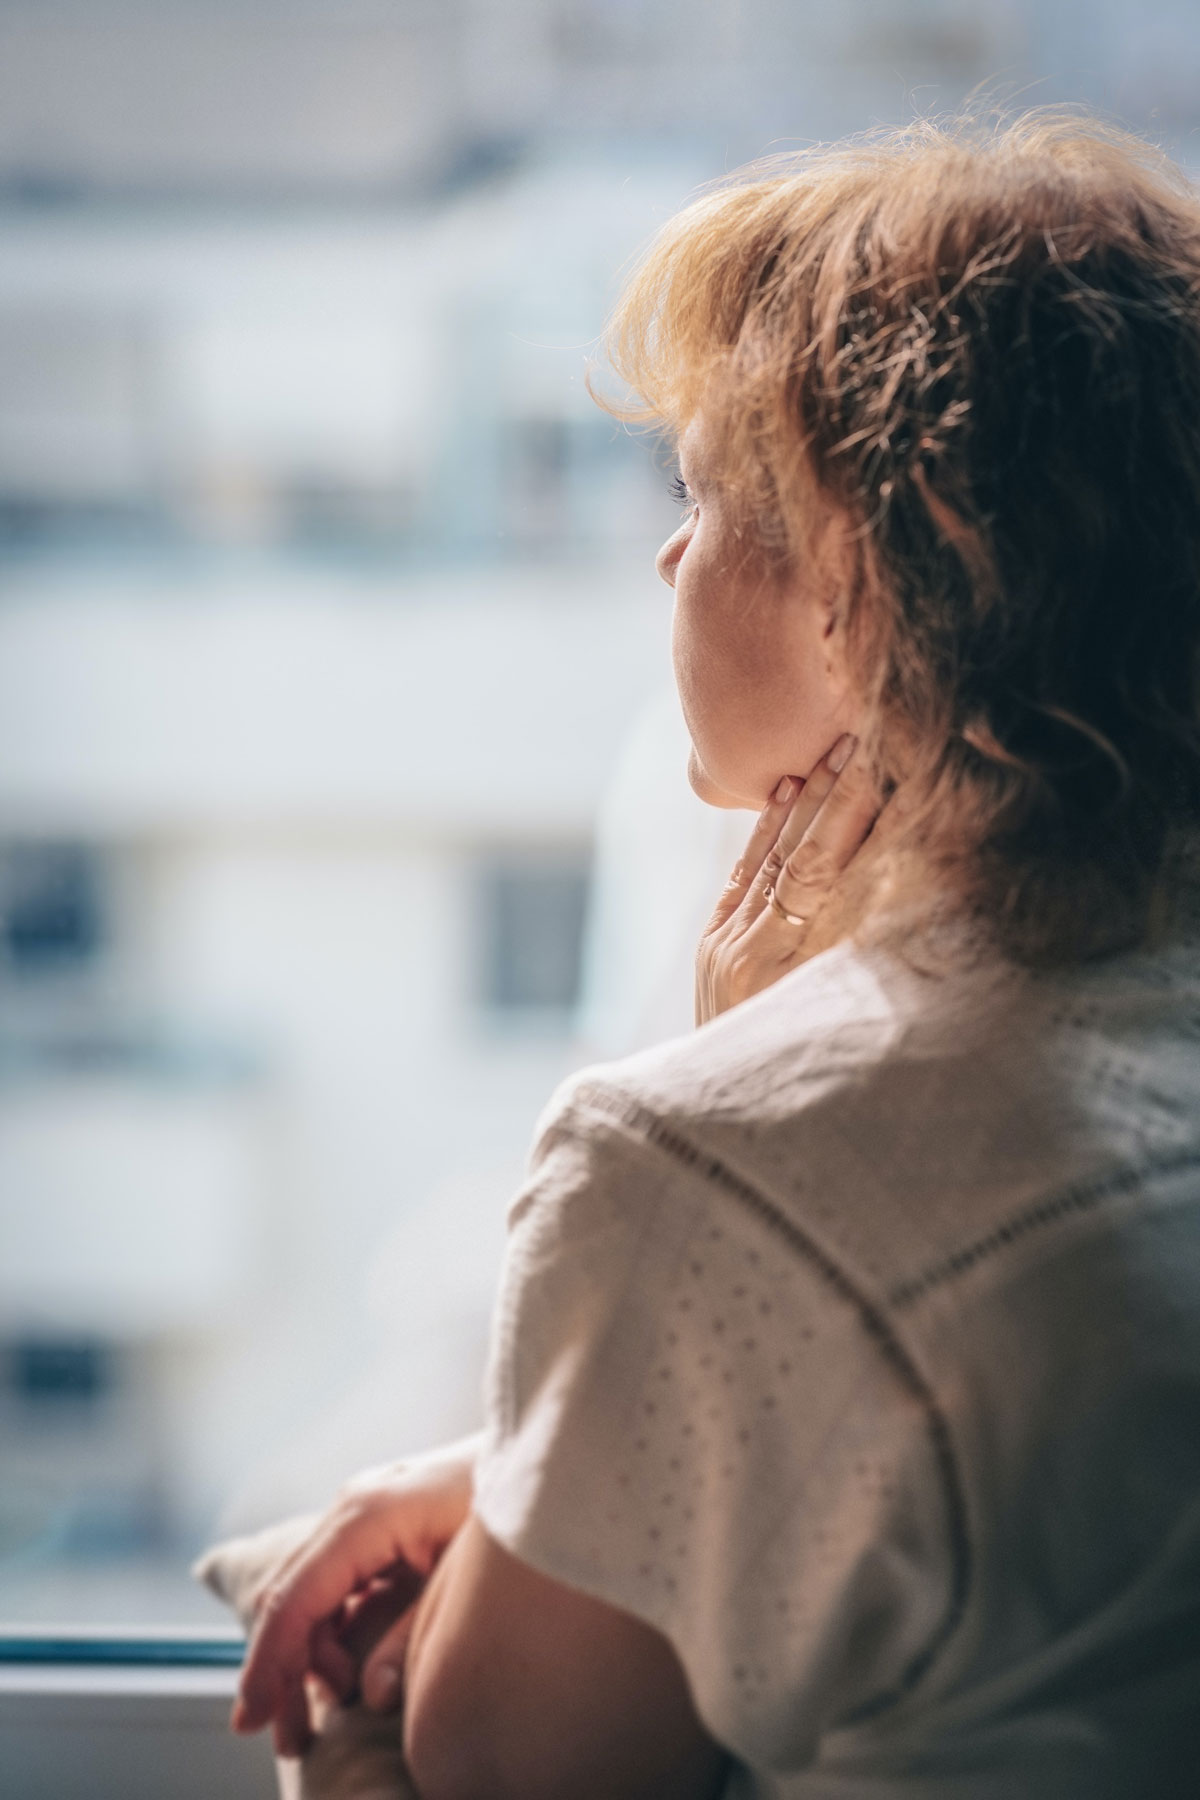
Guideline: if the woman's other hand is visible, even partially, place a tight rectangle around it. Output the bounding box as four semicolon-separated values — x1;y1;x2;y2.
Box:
231;1433;479;1758
695;733;882;1026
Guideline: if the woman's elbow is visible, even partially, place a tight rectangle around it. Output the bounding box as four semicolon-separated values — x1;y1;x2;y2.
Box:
404;1680;728;1800
404;1691;593;1800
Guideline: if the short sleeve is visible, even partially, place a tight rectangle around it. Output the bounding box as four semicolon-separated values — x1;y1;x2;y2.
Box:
473;1075;958;1772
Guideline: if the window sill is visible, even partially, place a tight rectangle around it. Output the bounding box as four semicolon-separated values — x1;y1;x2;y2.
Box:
0;1638;276;1799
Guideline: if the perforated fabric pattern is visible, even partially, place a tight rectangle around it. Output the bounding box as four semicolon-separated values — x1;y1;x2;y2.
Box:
474;891;1200;1796
476;1084;958;1768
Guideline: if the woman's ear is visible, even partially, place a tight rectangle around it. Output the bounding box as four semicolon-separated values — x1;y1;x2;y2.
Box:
820;586;850;659
810;513;850;641
821;590;841;641
820;588;861;710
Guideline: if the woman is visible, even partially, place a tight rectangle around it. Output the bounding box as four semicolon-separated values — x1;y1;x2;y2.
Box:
229;113;1200;1797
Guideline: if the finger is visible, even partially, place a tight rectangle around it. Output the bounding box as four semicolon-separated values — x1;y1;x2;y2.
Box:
232;1515;344;1697
234;1503;423;1733
361;1608;421;1713
339;1565;426;1665
772;755;881;925
737;734;859;928
704;775;802;933
309;1617;357;1703
771;735;857;874
742;734;857;923
271;1675;313;1760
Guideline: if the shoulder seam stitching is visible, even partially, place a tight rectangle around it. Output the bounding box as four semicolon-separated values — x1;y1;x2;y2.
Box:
886;1145;1200;1310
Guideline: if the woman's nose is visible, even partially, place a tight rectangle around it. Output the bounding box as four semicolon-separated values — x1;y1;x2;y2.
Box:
656;527;685;587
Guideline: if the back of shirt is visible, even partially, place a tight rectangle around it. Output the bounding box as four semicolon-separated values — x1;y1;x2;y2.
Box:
475;893;1200;1798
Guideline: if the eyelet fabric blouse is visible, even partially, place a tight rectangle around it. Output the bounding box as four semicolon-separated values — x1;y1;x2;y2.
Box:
474;888;1200;1798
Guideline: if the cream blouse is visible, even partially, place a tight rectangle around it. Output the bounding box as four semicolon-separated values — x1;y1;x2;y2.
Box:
474;896;1200;1798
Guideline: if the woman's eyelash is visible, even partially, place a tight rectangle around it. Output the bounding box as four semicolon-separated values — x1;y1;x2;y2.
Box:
669;474;694;506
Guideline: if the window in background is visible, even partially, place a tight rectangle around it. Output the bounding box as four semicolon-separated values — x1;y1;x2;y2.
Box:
0;0;1194;1643
0;1334;167;1564
0;843;104;973
0;309;159;550
474;848;592;1020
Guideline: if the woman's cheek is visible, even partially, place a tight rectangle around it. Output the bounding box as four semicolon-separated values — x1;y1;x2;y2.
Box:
672;592;761;806
669;597;699;726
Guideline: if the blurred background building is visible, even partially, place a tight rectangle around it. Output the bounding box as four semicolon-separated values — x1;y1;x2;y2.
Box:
0;0;1198;1627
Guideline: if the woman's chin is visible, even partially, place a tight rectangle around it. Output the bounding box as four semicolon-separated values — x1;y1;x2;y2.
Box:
687;747;758;810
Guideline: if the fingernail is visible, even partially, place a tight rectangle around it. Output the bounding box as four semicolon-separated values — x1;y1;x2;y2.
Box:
231;1698;249;1733
365;1662;402;1712
772;775;797;805
828;733;856;774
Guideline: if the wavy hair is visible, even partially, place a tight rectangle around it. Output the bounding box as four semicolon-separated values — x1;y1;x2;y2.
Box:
598;111;1200;965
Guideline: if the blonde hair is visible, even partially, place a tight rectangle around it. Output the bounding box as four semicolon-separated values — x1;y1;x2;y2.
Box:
599;112;1200;965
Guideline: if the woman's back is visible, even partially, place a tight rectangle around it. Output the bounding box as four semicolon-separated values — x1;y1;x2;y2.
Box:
476;870;1200;1796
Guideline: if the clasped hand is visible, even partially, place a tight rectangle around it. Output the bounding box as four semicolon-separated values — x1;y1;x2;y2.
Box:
232;1435;479;1758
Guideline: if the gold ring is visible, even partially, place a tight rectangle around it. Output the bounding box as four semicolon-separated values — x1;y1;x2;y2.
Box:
764;883;808;928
